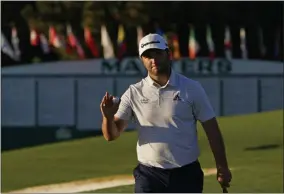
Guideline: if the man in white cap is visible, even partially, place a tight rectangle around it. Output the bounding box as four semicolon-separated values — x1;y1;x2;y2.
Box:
100;33;232;193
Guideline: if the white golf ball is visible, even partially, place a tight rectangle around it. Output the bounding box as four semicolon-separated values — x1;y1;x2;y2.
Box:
112;97;120;104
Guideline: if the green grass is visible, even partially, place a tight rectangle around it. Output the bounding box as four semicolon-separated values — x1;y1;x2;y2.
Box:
2;110;283;193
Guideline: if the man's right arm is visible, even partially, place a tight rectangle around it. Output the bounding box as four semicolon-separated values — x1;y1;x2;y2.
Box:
102;116;128;141
101;88;132;141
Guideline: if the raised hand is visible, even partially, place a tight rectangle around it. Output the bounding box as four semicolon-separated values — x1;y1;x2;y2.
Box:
100;92;120;119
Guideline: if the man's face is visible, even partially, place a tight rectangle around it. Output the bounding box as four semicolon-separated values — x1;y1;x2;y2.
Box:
141;49;170;75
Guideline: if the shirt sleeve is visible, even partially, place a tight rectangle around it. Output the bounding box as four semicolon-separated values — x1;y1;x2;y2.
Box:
193;82;216;122
114;87;133;121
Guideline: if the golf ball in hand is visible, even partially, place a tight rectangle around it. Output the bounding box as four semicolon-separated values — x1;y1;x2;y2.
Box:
112;97;120;104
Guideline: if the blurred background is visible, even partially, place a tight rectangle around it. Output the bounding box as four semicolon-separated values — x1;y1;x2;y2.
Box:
1;1;283;193
1;1;283;65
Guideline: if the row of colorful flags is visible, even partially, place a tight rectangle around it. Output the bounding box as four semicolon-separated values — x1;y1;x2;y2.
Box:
1;24;281;62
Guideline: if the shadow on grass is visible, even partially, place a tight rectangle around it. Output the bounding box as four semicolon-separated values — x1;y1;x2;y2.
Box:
244;144;281;151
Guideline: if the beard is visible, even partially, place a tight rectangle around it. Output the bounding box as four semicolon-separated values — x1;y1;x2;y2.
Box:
154;61;171;75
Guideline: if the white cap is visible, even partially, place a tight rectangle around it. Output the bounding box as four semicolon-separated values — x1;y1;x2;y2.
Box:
139;33;168;57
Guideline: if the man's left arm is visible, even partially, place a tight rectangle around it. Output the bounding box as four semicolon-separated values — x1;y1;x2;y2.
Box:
201;117;229;170
192;82;231;188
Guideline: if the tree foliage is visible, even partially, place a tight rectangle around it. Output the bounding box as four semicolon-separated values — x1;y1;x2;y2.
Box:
1;1;282;66
19;2;171;60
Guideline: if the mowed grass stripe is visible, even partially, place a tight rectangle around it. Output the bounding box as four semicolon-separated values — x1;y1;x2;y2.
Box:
1;110;283;192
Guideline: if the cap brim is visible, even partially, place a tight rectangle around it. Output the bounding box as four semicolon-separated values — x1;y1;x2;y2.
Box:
139;45;167;57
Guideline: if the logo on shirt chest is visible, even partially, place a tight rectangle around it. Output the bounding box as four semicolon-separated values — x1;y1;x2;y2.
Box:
140;98;149;104
173;93;182;101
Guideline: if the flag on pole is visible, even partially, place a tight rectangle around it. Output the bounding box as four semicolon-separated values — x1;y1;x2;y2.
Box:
206;25;215;60
137;26;143;50
188;25;199;59
49;26;62;48
156;26;167;42
258;27;266;57
224;26;232;60
240;27;248;59
11;26;21;61
84;27;99;57
40;33;50;54
117;24;127;59
30;28;39;46
101;25;115;59
172;34;181;59
67;25;77;48
66;24;85;59
1;32;16;60
76;42;85;59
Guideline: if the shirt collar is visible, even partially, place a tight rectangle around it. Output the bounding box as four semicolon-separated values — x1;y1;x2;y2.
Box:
146;69;177;87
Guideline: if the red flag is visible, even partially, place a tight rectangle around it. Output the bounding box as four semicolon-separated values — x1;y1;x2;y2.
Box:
224;26;232;60
30;29;39;46
66;25;85;59
49;26;62;48
84;27;99;57
67;25;77;48
76;45;85;60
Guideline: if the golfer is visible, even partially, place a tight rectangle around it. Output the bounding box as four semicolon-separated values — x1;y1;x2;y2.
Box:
100;33;232;193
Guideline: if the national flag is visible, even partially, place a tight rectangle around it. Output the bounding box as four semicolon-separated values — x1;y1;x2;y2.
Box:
137;26;143;50
240;27;248;59
117;24;127;59
76;43;85;59
188;25;199;59
1;32;16;60
49;26;62;48
30;28;39;46
156;27;167;42
172;34;181;59
206;25;215;59
11;26;21;61
224;26;232;60
66;25;77;48
39;33;50;54
101;25;115;59
84;27;99;57
66;25;85;59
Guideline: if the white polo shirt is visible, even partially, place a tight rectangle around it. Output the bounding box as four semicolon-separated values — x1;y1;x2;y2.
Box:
115;70;216;169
